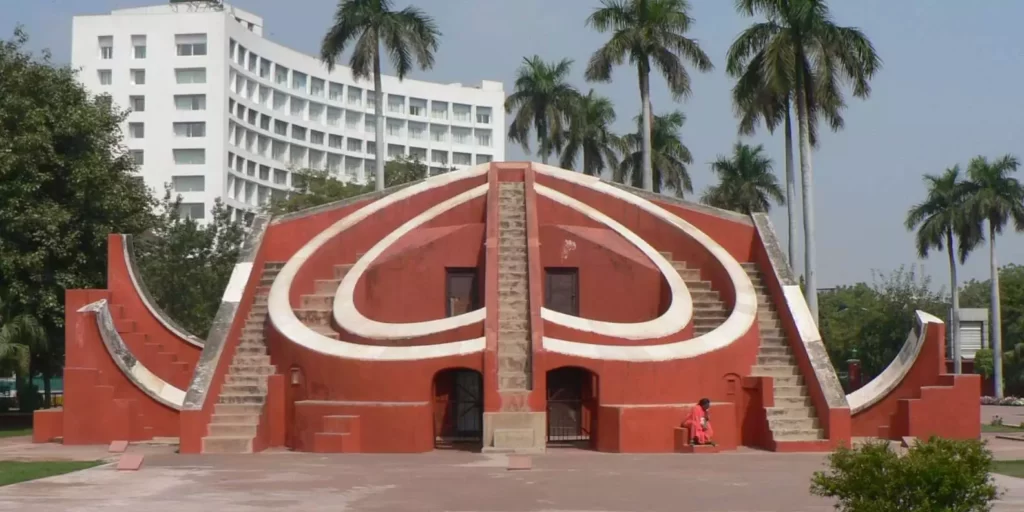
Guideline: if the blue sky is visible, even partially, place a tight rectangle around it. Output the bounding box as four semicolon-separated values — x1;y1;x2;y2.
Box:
3;0;1023;290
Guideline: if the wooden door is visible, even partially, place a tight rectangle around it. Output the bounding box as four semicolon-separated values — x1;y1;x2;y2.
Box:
446;269;479;317
545;268;579;316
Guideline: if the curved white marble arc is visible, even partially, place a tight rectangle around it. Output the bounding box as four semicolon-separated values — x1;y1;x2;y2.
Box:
79;299;186;410
847;310;942;415
333;185;489;339
532;163;758;362
534;185;692;339
268;165;489;360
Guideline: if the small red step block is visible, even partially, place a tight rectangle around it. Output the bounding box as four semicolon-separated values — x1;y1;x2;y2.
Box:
108;440;129;453
117;454;144;471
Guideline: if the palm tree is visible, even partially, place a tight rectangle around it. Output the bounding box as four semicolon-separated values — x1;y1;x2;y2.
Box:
0;296;44;378
729;0;881;322
504;56;578;164
320;0;441;192
904;166;981;375
962;155;1024;398
701;143;784;215
559;90;620;176
616;111;692;196
585;0;713;192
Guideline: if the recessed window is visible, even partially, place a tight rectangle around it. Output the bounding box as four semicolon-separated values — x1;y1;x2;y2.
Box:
173;148;206;165
475;129;492;147
259;165;270;181
173;122;206;138
172;175;205;192
129;150;144;166
453;104;471;123
431;150;448;165
128;122;144;139
98;36;113;59
130;69;146;85
347;138;362;153
476;107;492;124
273;169;288;185
328;134;342;149
453;152;472;166
132;35;146;59
431;101;448;120
275;65;289;86
174;94;206;111
175;68;207;84
310;130;325;145
98;69;112;85
476;154;492;164
129;96;145;112
175;34;208;56
178;202;205;220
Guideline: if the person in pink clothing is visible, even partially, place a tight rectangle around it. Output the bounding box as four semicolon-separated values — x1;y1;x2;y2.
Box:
685;398;715;446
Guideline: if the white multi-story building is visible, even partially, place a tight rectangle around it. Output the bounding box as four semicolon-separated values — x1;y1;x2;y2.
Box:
71;1;505;222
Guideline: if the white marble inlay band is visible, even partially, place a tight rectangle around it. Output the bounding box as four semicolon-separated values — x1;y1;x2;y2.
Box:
534;184;692;339
268;165;490;360
532;163;758;362
222;262;255;303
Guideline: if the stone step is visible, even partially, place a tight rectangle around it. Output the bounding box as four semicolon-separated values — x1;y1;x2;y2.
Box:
740;262;758;270
233;355;271;366
202;436;253;454
497;341;530;355
236;344;266;356
208;423;258;437
772;429;825;441
295;308;331;326
500;320;529;332
750;365;799;377
310;325;340;340
773;386;809;399
500;227;526;238
498;261;527;273
210;413;259;425
499;355;529;372
241;325;265;337
760;328;783;338
221;384;264;395
498;330;530;344
760;336;786;346
499;281;528;293
225;374;268;386
333;264;353;279
301;294;334;310
228;364;275;376
774;396;813;408
218;394;265;405
315;279;342;295
768;417;820;431
757;354;794;366
499;246;527;258
214;403;262;415
499;298;529;310
498;239;527;248
758;345;790;357
250;304;268;315
766;406;814;418
772;375;805;387
498;372;528;390
685;281;713;291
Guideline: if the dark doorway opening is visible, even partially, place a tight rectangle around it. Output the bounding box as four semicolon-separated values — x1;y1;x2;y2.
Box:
545;268;579;316
546;366;597;447
433;368;483;449
446;268;480;317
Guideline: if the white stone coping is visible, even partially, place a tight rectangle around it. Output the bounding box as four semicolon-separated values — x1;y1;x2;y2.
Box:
122;235;204;348
333;185;489;339
531;163;758;362
534;184;692;339
847;311;942;415
268;165;490;360
80;299;186;410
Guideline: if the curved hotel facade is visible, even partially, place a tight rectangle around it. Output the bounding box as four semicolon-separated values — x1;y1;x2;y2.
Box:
71;2;506;221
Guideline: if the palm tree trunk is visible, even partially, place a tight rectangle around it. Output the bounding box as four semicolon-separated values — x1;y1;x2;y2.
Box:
990;220;1004;398
638;67;654;192
373;49;386;192
795;85;819;323
784;103;797;272
947;229;961;374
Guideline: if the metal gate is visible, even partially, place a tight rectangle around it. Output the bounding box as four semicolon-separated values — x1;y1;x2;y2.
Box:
434;370;483;446
546;367;591;444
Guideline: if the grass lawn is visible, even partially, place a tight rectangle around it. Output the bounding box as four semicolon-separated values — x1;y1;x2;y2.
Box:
992;460;1024;479
0;428;32;438
982;424;1024;433
0;460;103;487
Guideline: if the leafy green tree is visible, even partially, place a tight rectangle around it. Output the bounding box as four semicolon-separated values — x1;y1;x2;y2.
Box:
0;296;44;379
701;143;784;214
811;438;999;512
730;0;882;322
505;56;578;164
905;166;981;374
616;111;693;196
379;154;431;188
0;28;155;397
962;154;1024;398
134;189;245;337
320;0;441;191
818;266;948;378
585;0;713;192
961;264;1024;395
265;169;370;216
558;89;620;176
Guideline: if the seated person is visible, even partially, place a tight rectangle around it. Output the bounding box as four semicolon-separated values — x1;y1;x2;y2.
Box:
684;398;715;446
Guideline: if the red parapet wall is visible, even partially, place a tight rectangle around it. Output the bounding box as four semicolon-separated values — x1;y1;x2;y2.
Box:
851;319;981;440
595;403;739;453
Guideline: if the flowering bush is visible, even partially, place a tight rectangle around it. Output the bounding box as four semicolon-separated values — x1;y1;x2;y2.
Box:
981;396;1024;406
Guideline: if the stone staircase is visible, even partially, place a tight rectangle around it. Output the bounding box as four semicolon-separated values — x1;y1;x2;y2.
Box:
292;262;353;340
665;253;728;336
496;182;531;407
743;263;825;443
201;261;284;454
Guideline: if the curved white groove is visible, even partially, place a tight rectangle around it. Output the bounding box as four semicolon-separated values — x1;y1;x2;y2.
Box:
535;185;692;339
79;299;185;410
532;163;758;362
334;185;488;339
122;236;204;348
847;310;941;415
268;165;489;361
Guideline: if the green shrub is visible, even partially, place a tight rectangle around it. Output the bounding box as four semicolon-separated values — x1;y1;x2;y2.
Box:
975;349;994;379
811;437;1000;512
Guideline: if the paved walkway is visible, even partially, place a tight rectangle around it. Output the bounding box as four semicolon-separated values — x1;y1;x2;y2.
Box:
0;445;1021;512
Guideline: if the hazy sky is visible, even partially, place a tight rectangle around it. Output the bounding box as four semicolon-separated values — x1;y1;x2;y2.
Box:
3;0;1022;289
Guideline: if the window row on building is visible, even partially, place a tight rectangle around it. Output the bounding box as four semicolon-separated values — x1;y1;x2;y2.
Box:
97;33;208;60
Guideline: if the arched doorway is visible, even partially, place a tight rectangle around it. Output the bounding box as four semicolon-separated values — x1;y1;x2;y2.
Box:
546;366;597;447
433;368;483;449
